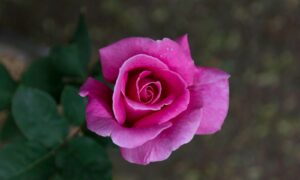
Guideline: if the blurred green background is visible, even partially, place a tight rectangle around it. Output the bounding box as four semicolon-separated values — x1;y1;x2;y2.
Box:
0;0;299;179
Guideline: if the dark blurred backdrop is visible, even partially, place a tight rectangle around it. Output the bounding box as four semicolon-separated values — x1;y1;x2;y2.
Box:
0;0;299;179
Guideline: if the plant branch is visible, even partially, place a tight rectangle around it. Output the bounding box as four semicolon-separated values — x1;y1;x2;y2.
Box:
12;126;83;178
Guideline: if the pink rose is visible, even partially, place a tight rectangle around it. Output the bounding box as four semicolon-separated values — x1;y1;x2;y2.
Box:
80;35;230;165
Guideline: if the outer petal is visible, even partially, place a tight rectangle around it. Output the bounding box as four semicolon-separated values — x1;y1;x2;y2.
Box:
194;67;230;135
80;78;173;148
175;34;191;56
120;87;203;165
99;37;194;85
111;122;172;148
79;77;115;137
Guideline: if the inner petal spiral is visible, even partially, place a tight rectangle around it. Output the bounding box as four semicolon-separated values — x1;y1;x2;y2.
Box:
139;80;162;104
126;70;162;105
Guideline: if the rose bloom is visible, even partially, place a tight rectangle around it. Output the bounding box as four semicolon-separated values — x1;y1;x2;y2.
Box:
80;35;230;165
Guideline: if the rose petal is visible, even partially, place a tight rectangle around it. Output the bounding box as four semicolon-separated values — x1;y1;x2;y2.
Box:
123;96;174;126
86;97;173;148
99;37;194;85
124;94;173;111
113;54;170;124
120;87;203;165
81;78;174;148
111;122;172;148
85;98;115;137
80;77;115;137
194;67;230;135
175;34;191;56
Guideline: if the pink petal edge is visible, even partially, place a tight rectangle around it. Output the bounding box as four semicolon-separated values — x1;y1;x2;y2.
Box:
99;37;194;85
194;67;230;135
175;34;191;56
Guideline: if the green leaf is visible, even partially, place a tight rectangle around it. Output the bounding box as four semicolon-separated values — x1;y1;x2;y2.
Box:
50;15;91;78
49;174;64;180
0;64;17;110
12;86;68;147
22;57;64;100
91;61;114;89
0;113;25;143
61;86;86;126
0;141;55;180
56;137;112;180
50;44;86;77
71;14;91;69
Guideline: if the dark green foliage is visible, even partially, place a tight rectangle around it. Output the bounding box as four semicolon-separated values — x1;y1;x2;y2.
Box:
22;57;63;99
12;86;68;147
49;174;64;180
0;64;16;110
92;61;114;89
61;86;86;126
50;44;86;77
50;14;91;78
55;137;112;180
0;113;25;143
0;141;55;180
71;14;92;70
0;15;112;179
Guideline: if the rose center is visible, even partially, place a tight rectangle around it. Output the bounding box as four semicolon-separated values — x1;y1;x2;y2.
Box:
126;70;163;105
139;81;161;104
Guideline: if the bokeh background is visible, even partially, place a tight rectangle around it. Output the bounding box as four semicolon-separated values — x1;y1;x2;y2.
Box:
0;0;299;179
